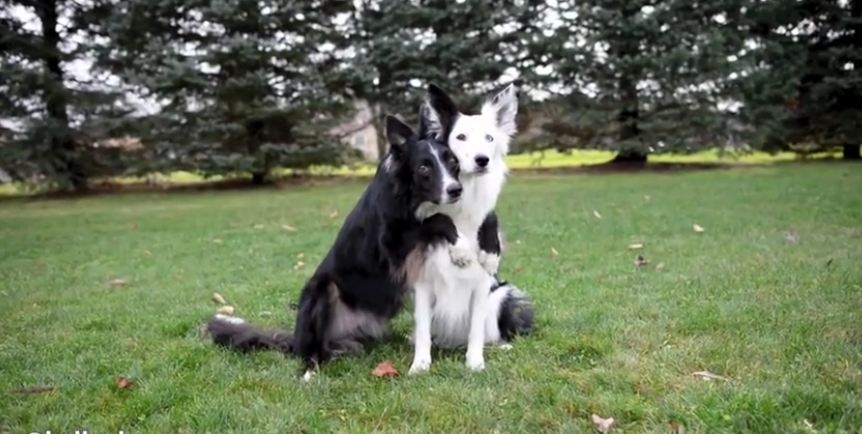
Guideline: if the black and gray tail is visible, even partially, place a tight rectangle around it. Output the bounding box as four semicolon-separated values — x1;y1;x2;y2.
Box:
207;314;294;354
493;281;534;341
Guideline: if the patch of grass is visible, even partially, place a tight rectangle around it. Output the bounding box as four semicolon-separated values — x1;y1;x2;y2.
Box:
1;162;859;433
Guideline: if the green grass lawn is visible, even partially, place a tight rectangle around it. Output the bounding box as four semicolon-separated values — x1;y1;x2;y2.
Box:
1;163;860;433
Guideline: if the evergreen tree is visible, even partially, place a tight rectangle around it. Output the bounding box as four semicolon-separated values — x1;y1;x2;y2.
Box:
542;0;746;162
740;0;861;159
102;0;354;184
344;0;544;160
0;0;130;191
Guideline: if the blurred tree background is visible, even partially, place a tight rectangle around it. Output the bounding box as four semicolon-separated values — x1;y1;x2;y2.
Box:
0;0;859;191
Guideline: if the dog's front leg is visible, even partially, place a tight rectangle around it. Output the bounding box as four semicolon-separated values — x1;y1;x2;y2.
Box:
465;278;492;371
409;284;434;374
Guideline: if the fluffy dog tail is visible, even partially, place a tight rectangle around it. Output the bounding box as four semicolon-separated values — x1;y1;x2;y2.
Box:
492;281;534;341
207;314;294;354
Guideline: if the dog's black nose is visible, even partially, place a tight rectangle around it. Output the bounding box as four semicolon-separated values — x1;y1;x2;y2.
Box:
447;184;463;199
475;155;490;168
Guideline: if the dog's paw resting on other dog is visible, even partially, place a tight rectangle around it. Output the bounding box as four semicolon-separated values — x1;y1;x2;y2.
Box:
448;236;475;268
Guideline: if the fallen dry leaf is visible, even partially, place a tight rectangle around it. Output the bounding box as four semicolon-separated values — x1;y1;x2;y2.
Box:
593;210;603;219
628;243;644;250
656;262;665;271
693;224;705;233
328;210;339;219
216;305;235;315
634;255;649;267
143;249;152;257
115;376;135;390
514;265;525;274
293;261;306;270
11;384;56;395
371;361;399;378
212;292;226;305
670;421;684;434
591;414;614;433
254;224;265;230
297;252;305;259
692;370;730;382
108;278;127;288
281;224;297;232
213;238;223;244
550;247;559;257
129;223;139;230
784;231;799;244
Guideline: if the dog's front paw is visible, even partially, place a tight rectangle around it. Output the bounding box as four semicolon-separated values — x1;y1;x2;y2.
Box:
449;239;475;268
465;353;485;372
409;356;432;375
477;251;500;275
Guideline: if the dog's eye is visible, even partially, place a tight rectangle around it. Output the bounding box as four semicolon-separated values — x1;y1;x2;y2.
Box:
417;164;430;175
456;134;466;141
485;134;494;142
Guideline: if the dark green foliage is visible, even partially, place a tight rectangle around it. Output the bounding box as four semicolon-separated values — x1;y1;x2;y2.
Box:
738;0;861;157
101;0;354;183
0;0;132;190
538;0;747;161
344;0;544;159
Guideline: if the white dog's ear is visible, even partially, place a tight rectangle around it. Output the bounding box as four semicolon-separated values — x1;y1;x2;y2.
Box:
420;83;459;140
482;81;520;136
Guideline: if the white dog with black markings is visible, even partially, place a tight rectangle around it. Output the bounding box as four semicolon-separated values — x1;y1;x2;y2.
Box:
410;82;533;374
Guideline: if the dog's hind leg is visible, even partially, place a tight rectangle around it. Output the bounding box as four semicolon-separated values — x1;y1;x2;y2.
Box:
294;277;337;380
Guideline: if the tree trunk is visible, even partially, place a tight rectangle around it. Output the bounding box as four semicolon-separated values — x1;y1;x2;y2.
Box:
371;103;387;162
843;144;860;160
611;149;648;163
251;172;267;185
37;0;87;191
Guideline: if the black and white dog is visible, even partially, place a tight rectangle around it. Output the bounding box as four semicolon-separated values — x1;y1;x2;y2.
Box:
208;112;464;380
408;83;533;374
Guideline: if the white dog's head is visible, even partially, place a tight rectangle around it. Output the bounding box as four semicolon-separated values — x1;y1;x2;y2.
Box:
422;82;519;176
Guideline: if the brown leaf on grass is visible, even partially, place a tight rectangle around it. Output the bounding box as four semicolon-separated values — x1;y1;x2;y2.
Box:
670;421;685;434
328;209;339;219
293;261;306;270
550;247;559;257
628;243;644;250
691;370;730;382
656;262;665;271
634;255;649;267
281;224;297;232
143;249;152;257
591;414;615;433
11;384;56;395
212;238;223;244
784;231;799;244
371;361;399;378
108;278;127;288
593;210;603;219
513;265;525;274
692;224;705;233
129;223;139;230
297;252;305;259
212;292;226;305
115;376;135;390
216;305;235;315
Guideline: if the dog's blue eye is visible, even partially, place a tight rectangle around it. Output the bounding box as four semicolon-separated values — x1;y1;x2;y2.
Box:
456;134;466;141
485;134;494;142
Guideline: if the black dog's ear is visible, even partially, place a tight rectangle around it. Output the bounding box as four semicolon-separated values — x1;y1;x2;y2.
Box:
419;83;459;140
384;115;414;157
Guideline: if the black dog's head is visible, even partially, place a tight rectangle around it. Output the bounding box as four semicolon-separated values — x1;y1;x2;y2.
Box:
382;112;461;207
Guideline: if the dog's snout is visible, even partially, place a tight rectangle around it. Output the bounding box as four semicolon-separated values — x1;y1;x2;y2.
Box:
446;184;463;199
475;155;490;168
